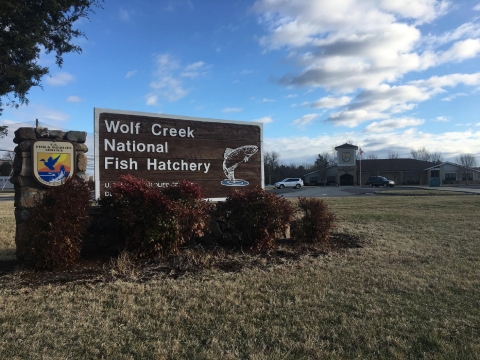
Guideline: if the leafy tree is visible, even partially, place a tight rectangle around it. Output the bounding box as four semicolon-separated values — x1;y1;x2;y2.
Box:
314;152;335;185
0;0;103;115
0;151;14;175
0;126;6;138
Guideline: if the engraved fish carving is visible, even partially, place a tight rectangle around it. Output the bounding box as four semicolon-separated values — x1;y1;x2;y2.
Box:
223;145;258;181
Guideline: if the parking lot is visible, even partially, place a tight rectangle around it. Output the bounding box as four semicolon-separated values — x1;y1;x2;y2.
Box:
267;185;480;198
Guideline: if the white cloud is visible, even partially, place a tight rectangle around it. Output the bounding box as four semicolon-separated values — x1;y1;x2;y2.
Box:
119;8;131;21
306;95;352;109
240;69;254;75
326;84;431;127
473;3;480;11
438;39;480;63
253;116;274;123
66;96;82;102
46;72;74;86
364;118;425;133
291;113;318;127
441;92;468;101
252;0;480;101
426;22;480;46
146;54;208;104
125;70;137;78
145;94;158;106
181;61;211;78
285;94;297;98
435;116;449;122
222;107;243;113
410;72;480;89
262;98;275;102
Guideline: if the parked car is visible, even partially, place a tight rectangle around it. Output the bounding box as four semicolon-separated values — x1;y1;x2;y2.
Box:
366;176;395;187
275;178;304;189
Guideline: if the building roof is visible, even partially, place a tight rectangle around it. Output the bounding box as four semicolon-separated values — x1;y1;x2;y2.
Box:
334;143;358;150
356;158;435;172
304;165;336;177
424;161;480;172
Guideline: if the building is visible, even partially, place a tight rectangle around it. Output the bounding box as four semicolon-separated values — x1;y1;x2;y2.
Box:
425;161;480;184
304;143;479;186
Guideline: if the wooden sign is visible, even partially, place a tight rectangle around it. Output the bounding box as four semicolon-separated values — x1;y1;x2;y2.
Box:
32;140;75;187
94;108;264;199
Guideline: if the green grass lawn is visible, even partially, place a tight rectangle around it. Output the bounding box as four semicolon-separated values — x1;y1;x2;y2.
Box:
0;194;479;359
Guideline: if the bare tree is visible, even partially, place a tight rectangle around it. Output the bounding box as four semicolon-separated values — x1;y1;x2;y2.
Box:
366;154;378;160
388;151;399;159
430;152;443;163
264;151;280;185
410;147;431;161
456;153;477;185
410;147;443;163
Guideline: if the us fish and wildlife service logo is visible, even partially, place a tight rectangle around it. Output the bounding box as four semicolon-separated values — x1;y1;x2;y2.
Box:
342;152;351;163
32;140;75;187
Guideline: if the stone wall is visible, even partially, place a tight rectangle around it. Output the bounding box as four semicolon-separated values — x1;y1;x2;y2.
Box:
12;127;88;259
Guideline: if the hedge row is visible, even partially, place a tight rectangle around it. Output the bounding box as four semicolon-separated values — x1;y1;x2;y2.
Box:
22;175;336;269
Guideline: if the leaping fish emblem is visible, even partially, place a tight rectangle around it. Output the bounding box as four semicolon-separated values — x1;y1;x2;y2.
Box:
221;145;258;186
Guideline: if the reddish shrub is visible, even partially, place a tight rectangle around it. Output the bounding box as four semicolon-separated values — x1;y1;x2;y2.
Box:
23;178;92;269
216;187;295;251
162;180;212;243
99;176;210;257
291;197;336;245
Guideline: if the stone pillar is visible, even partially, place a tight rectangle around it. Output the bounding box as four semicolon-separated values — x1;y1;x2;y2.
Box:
11;127;88;259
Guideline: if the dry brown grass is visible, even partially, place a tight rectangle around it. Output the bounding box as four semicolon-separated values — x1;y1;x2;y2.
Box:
1;195;479;359
0;200;15;261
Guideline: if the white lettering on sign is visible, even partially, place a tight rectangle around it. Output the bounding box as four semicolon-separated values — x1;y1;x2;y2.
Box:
147;158;210;173
104;139;168;153
104;120;141;134
104;157;138;170
151;124;194;138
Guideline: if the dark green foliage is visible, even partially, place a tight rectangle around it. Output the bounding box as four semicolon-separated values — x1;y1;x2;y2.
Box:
0;126;7;139
0;161;12;175
99;175;211;258
216;187;295;251
0;0;102;114
291;197;336;245
23;178;92;269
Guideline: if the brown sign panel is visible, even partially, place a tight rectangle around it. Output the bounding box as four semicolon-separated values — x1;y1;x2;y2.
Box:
94;108;264;199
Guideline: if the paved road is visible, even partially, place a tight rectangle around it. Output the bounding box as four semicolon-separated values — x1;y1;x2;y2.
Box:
267;185;480;198
0;194;13;202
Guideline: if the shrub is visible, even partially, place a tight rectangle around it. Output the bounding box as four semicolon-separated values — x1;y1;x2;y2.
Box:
291;197;336;245
216;187;295;251
162;180;212;243
99;176;211;258
23;178;92;269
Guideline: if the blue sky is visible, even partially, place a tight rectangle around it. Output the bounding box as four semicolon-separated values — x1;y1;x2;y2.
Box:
1;0;480;170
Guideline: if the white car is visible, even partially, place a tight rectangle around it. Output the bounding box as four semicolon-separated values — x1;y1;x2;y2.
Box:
275;178;304;189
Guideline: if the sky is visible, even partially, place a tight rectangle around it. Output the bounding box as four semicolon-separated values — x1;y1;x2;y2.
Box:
1;0;480;172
